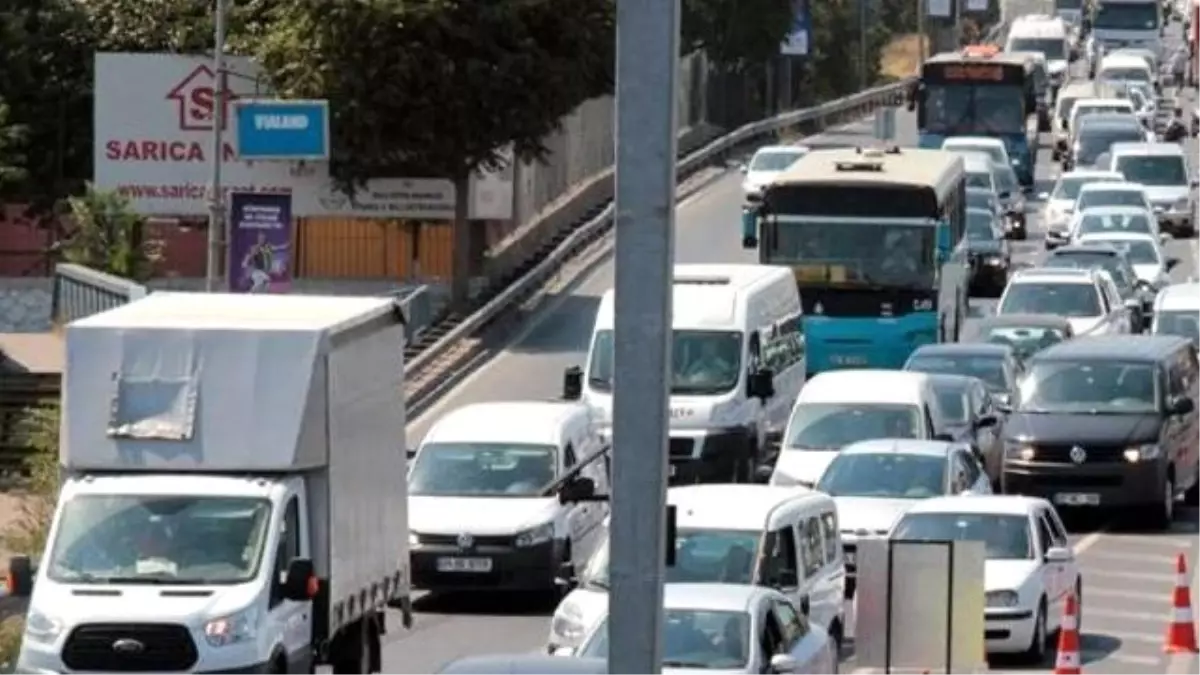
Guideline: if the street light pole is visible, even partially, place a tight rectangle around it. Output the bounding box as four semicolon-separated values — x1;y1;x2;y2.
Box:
205;0;228;292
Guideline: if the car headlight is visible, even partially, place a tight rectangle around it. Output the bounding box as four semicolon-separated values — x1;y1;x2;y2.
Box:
1123;444;1161;462
23;610;64;644
984;256;1005;267
1006;442;1036;461
742;182;761;196
515;521;555;548
986;590;1020;608
551;603;586;646
1011;157;1021;167
204;607;259;647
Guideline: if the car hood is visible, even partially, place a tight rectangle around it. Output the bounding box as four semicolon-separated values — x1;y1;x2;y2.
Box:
986;559;1042;593
1142;185;1189;205
1005;411;1161;445
771;449;839;487
744;170;782;192
834;497;921;534
410;496;560;536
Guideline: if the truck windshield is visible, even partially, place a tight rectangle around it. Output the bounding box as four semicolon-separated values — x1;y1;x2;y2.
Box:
892;513;1033;559
1094;2;1159;30
764;219;936;290
46;495;271;585
583;528;760;589
588;329;743;395
409;443;558;497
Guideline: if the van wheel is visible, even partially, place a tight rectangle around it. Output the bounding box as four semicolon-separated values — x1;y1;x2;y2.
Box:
1146;476;1175;530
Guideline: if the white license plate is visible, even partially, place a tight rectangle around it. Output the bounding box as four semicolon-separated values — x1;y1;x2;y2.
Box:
669;464;677;477
1054;492;1100;507
831;355;868;366
436;557;493;573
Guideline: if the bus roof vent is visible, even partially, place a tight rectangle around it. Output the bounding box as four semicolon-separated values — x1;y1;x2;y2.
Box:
673;275;731;286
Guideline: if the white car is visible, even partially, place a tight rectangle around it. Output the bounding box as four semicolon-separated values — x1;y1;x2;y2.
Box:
1065;204;1163;243
997;267;1134;337
1107;142;1197;238
570;583;839;674
1076;231;1179;287
1152;282;1200;345
889;495;1081;662
1073;181;1155;218
942;136;1016;176
1040;170;1126;247
741;145;810;197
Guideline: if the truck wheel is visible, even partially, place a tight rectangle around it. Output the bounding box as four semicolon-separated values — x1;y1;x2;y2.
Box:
332;619;380;674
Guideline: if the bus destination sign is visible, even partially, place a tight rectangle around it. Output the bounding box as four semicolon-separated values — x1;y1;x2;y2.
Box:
925;62;1020;84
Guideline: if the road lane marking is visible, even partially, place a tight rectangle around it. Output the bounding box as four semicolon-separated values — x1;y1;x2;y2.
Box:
1072;530;1105;554
1085;607;1171;623
1085;569;1178;584
1098;535;1197;548
1087;587;1179;603
1084;550;1192;564
1094;652;1166;667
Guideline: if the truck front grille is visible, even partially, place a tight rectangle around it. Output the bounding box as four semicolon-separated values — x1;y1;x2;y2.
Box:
62;622;198;672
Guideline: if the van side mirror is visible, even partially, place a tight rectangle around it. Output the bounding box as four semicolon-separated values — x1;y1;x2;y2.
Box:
1170;396;1195;416
558;476;597;504
281;558;317;602
747;368;775;400
975;413;998;429
1166;257;1180;271
562;366;583;401
754;464;775;484
6;556;34;598
1044;546;1073;563
769;653;799;674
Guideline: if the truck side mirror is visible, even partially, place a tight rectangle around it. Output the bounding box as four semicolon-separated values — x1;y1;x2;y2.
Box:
558;476;596;504
562;366;583;401
6;556;34;597
747;368;775;400
281;558;317;602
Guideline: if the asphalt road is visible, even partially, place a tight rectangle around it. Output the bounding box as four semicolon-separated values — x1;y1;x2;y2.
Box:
386;40;1200;674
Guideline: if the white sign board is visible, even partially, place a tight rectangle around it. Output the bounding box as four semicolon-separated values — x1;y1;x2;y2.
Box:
966;0;989;11
93;53;513;220
927;0;954;18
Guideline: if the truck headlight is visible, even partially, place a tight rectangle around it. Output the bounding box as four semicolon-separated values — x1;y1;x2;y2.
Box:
23;610;64;644
204;608;259;647
1123;444;1160;463
986;590;1020;608
551;603;586;646
515;521;555;548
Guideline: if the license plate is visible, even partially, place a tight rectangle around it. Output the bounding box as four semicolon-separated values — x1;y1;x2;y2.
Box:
669;464;677;477
436;557;493;573
1054;492;1100;507
831;355;868;366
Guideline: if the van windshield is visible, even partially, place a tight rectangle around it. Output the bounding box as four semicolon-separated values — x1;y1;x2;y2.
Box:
583;528;760;589
409;443;558;497
1017;360;1160;414
785;403;923;450
588;329;743;395
46;495;272;585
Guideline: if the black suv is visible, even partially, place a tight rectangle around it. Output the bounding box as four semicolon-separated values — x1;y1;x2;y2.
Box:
1001;335;1199;529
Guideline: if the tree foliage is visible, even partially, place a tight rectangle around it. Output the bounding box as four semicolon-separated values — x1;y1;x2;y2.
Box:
0;100;28;193
56;185;162;282
682;0;796;66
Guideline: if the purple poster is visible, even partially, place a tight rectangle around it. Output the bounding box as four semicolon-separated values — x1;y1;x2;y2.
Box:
228;192;293;293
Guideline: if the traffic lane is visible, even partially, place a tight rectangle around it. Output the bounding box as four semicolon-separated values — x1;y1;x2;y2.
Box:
387;114;892;674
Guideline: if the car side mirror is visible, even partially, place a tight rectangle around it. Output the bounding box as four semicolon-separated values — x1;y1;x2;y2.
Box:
562;366;583;400
558;476;597;504
770;653;799;674
1170;396;1195;416
799;594;811;616
6;556;34;598
747;368;775;400
755;464;775;484
975;413;998;429
933;432;955;442
1123;297;1141;310
281;558;318;602
1166;257;1180;271
1044;546;1074;563
406;447;417;460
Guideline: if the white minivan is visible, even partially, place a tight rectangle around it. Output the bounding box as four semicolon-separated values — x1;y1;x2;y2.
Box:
407;402;610;593
546;485;846;654
769;370;952;488
572;264;806;484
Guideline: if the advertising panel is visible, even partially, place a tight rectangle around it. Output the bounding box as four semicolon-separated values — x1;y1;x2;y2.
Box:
228;192;293;293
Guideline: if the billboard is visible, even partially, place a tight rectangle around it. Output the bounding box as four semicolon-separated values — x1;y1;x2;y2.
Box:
93;53;512;220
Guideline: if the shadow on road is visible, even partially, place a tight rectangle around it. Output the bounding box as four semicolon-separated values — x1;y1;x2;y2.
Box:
413;590;558;617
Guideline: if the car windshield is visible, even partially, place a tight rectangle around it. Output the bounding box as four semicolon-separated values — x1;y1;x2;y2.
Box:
1077;211;1153;236
1042;253;1136;294
967;171;993;190
931;381;971;424
1008;37;1066;60
1154;310;1200;346
906;354;1007;391
982;325;1068;359
750;150;805;172
580;609;752;669
589;329;743;395
817;452;947;498
967;191;994;211
1077;129;1143;165
1077;189;1146;210
1052;176;1120;200
46;495;272;585
1115;156;1188;186
585;528;760;589
1000;282;1101;318
892;513;1033;560
966;212;996;240
408;443;558;497
785;403;922;450
1018;360;1160;414
1086;239;1159;264
1075;106;1133;123
1099;67;1150;82
1094;1;1159;29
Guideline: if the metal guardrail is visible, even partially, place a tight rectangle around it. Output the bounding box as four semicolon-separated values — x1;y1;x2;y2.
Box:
50;263;148;328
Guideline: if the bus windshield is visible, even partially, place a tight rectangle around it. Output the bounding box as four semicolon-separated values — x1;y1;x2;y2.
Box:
923;84;1026;134
765;218;937;289
1094;2;1159;30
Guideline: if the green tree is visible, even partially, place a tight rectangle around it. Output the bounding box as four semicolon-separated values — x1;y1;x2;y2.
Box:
55;185;161;282
238;0;613;304
78;0;219;52
682;0;796;66
0;100;28;192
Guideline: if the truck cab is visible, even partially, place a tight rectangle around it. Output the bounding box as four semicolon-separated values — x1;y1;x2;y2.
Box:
6;293;413;674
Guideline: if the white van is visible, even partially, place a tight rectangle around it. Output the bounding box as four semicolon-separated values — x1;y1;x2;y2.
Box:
1097;53;1156;90
546;485;846;653
573;264;806;484
769;370;951;487
407;402;610;593
1006;16;1072;88
1152;282;1200;345
1089;0;1163;60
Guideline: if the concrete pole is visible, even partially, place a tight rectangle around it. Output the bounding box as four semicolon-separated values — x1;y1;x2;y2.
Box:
919;0;928;61
205;0;228;292
607;0;679;672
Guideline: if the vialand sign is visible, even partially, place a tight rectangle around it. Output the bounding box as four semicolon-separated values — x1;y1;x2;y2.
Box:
93;52;512;220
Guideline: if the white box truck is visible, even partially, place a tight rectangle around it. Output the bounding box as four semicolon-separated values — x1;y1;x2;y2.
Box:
5;292;413;674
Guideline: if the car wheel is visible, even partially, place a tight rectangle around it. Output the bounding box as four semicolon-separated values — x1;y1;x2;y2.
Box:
1022;600;1048;664
1185;479;1199;506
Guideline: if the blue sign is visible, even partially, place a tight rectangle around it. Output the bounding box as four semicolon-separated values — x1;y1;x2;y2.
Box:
781;0;811;56
234;99;330;161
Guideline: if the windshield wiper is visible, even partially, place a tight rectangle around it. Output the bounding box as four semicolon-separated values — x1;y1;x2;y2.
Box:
662;660;715;669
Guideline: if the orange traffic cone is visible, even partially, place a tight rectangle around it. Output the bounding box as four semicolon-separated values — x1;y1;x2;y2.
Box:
1053;593;1082;674
1165;553;1199;654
